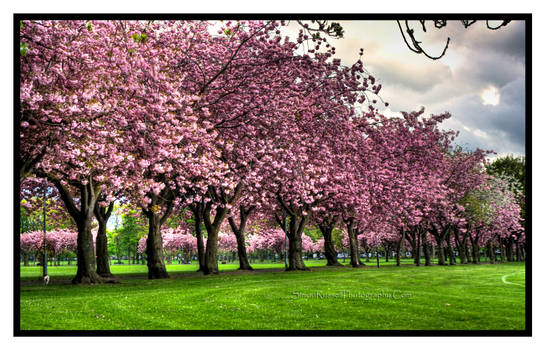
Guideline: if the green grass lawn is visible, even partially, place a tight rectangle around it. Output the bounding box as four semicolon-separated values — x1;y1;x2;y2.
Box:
19;260;526;331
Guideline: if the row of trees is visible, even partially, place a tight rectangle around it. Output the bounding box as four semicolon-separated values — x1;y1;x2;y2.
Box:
20;209;525;269
19;20;525;284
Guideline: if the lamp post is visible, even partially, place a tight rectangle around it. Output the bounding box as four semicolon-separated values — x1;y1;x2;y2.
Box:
42;182;47;278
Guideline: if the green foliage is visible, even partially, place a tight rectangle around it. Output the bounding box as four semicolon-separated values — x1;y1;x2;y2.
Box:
461;189;492;226
487;155;525;198
20;198;75;231
165;209;191;229
107;207;147;261
131;33;147;43
304;226;321;241
20;42;29;56
327;22;344;38
20;207;41;233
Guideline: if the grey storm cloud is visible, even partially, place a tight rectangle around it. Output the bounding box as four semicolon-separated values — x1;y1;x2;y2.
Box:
451;20;526;62
454;50;524;89
435;77;525;155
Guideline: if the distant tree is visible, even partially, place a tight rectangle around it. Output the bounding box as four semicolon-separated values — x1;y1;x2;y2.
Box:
487;155;525;198
486;155;526;224
115;208;148;264
20;207;40;233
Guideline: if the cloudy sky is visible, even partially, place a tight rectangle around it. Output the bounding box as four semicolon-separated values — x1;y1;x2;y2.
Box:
288;20;526;158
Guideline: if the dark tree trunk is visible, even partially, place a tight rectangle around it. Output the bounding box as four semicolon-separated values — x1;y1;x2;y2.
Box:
471;241;480;264
415;229;421;266
422;230;431;266
405;231;416;260
346;219;361;268
499;237;506;263
446;231;456;265
228;206;254;271
191;204;206;271
505;238;514;262
144;214;169;279
319;222;342;266
197;184;242;275
73;219;103;284
50;176;103;284
435;236;446;265
488;242;495;264
203;204;229;275
396;229;406;266
234;230;252;270
516;242;523;262
454;229;468;264
385;245;389;263
94;201;114;278
23;253;29;266
285;214;309;271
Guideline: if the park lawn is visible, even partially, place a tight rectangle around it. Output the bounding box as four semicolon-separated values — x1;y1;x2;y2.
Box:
19;262;526;331
18;258;429;278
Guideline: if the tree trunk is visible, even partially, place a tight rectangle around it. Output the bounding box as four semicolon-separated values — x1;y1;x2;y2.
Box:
454;229;468;264
23;253;29;266
94;201;114;277
95;223;112;277
499;238;506;263
319;223;342;266
228;207;253;271
505;238;514;262
516;242;523;262
203;205;228;275
446;231;456;266
145;214;169;279
396;229;406;267
488;242;495;264
471;242;480;264
50;177;104;284
422;231;431;266
234;230;252;270
73;219;103;284
435;234;446;266
285;214;309;271
415;229;421;266
346;219;361;268
191;205;206;271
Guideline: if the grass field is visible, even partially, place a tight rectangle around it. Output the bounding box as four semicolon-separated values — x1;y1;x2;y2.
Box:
19;260;526;331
